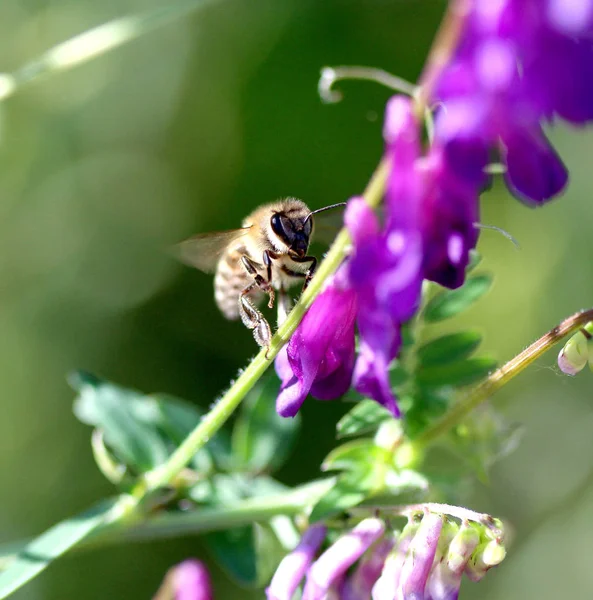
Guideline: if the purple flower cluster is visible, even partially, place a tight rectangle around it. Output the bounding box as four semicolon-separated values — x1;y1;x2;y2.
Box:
276;1;592;418
266;509;506;600
276;95;476;417
434;0;593;204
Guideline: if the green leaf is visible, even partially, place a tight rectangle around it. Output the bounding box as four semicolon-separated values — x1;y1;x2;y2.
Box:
382;468;430;499
322;440;387;472
403;389;449;438
423;275;492;322
466;250;482;273
417;331;482;367
416;357;498;388
154;394;228;472
448;406;524;483
0;499;115;599
195;474;290;587
204;526;257;586
232;375;300;474
336;400;393;438
309;471;372;522
70;372;168;472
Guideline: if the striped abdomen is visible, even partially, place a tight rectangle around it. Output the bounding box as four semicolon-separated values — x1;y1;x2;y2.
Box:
214;243;253;320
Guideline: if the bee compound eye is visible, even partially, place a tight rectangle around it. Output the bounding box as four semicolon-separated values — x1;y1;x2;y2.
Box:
270;213;284;237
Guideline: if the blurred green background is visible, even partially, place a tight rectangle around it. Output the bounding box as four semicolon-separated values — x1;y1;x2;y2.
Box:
1;0;593;598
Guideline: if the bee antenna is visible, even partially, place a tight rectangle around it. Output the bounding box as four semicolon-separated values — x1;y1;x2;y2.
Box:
304;202;347;224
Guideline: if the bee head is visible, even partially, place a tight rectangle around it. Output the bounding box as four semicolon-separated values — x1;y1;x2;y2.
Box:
270;211;312;257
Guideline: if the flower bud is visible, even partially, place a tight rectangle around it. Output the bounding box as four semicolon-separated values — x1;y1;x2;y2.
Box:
342;536;396;600
266;525;327;600
558;329;589;375
372;516;420;599
303;518;385;600
447;524;480;574
399;511;444;600
465;540;506;582
374;420;404;452
154;560;213;600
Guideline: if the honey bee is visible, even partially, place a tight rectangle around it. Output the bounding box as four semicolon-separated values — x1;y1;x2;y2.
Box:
177;198;344;349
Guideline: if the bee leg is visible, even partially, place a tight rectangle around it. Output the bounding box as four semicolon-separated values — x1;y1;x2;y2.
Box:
241;254;275;309
239;282;272;349
303;256;317;290
289;255;317;291
277;287;292;326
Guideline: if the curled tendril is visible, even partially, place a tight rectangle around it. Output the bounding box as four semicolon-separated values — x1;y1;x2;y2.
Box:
318;66;417;104
473;223;520;249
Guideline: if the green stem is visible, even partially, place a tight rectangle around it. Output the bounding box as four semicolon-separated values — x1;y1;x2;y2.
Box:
142;159;389;493
0;480;334;570
415;308;593;448
0;0;218;101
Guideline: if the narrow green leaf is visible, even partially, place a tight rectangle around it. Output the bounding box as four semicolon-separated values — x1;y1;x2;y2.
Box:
448;406;524;483
417;357;498;388
417;331;482;367
196;474;290;587
336;400;393;438
403;389;449;439
0;499;115;599
466;250;482;273
309;471;373;523
322;440;386;472
232;375;300;474
204;526;257;586
423;275;492;322
153;395;216;472
383;468;430;499
71;373;168;472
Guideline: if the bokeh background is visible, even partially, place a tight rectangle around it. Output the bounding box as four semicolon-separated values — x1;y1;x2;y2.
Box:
1;1;593;598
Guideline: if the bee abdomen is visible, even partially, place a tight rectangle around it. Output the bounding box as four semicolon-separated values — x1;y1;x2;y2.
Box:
214;249;249;320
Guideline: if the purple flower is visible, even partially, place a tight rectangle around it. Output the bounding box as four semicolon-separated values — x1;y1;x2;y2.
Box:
154;560;213;600
426;524;480;600
302;518;385;600
345;197;422;417
371;518;420;600
267;525;327;600
418;148;480;289
399;511;444;599
275;276;357;418
341;536;395;600
432;0;587;204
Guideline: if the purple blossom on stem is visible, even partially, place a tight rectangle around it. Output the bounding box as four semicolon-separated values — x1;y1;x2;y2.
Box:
266;525;327;600
275;275;357;417
302;518;385;600
431;0;593;204
372;519;420;600
342;536;395;600
399;511;444;599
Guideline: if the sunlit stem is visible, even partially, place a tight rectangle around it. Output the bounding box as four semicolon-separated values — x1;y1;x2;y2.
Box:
414;0;470;118
415;308;593;448
350;502;503;535
318;66;417;103
0;480;334;570
140;159;390;494
0;0;216;102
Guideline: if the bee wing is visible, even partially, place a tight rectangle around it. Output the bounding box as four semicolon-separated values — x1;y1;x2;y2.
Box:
175;227;251;273
311;204;347;245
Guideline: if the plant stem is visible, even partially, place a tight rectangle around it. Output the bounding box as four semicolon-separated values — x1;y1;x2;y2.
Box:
415;308;593;448
0;480;334;570
0;0;218;102
142;159;389;493
414;0;470;115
